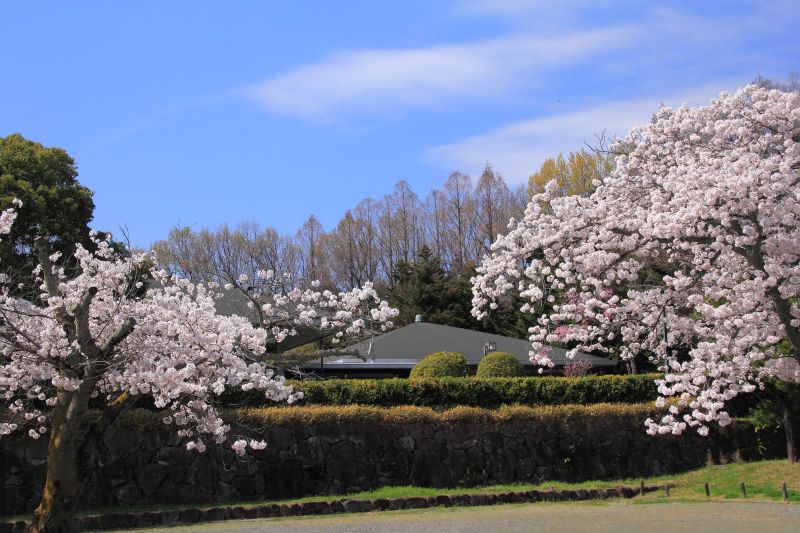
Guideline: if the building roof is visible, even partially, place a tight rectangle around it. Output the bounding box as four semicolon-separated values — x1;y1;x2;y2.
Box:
323;321;615;367
144;280;327;352
210;286;330;351
204;283;615;369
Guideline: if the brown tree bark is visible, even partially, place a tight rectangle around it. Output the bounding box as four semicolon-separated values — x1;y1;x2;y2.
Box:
784;400;797;463
28;388;133;532
29;387;93;533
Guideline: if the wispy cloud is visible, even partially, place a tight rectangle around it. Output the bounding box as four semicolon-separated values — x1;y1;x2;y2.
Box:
85;93;225;152
457;0;625;19
241;27;636;121
426;81;746;183
241;1;797;123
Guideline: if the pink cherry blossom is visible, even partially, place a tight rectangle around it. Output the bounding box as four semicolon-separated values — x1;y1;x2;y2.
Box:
0;208;397;451
473;85;800;436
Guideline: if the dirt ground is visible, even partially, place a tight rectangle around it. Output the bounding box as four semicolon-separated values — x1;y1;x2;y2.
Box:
123;500;800;533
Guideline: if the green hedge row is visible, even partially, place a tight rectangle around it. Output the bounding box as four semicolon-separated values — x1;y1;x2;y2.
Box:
120;402;665;431
219;374;661;408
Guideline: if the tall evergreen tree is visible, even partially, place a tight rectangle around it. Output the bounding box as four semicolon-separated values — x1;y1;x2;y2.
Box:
389;246;509;332
389;245;447;325
0;134;96;296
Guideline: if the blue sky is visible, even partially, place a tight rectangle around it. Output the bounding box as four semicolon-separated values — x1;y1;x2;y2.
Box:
2;1;798;247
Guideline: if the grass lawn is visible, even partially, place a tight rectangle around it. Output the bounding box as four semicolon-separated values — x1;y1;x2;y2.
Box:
76;459;800;511
277;459;800;504
4;459;798;524
628;459;800;502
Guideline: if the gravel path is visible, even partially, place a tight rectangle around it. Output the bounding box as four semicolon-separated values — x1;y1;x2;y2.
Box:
124;501;800;533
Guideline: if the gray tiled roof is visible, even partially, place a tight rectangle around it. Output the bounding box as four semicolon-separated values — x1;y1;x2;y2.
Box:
210;289;326;350
340;321;615;367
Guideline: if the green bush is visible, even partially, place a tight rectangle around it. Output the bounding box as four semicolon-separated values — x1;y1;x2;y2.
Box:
476;352;525;378
118;402;666;430
218;374;661;408
409;351;469;379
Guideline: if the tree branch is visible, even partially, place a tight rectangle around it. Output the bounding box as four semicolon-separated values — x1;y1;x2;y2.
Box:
99;317;136;358
34;237;70;326
73;287;100;358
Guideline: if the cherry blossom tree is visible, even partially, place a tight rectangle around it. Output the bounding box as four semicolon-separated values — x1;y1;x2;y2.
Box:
216;267;399;370
0;204;397;532
472;85;799;448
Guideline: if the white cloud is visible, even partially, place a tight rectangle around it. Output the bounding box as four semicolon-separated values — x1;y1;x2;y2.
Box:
426;81;746;183
241;27;636;121
457;0;622;17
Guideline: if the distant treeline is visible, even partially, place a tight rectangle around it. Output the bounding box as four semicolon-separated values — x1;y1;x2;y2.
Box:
153;150;612;297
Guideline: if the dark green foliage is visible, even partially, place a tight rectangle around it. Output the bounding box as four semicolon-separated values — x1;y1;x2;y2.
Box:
389;246;481;330
389;245;446;325
476;352;525;377
750;379;800;427
749;378;800;460
386;246;544;340
219;374;661;408
0;134;95;295
409;351;470;379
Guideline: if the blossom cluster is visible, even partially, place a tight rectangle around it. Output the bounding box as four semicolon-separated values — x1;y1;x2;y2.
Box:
0;200;19;236
472;85;800;436
216;268;397;347
0;209;396;455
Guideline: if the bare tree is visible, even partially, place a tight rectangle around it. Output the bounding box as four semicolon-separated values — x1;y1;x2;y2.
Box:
352;198;381;283
442;171;473;275
473;164;514;256
752;73;800;92
325;210;363;289
152;222;302;292
296;214;328;287
390;181;423;265
154;169;534;294
423;188;449;268
376;194;397;285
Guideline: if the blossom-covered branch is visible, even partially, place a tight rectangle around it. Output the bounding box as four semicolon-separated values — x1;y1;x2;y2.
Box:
217;270;397;348
472;85;800;436
0;213;395;456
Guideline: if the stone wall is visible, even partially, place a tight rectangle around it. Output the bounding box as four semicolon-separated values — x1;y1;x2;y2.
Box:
0;418;784;516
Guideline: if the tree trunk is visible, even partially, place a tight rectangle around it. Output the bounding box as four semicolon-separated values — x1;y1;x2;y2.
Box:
30;428;84;532
784;400;797;463
29;387;94;533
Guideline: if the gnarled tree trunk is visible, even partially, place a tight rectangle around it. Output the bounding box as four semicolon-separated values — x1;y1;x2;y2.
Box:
29;386;94;533
28;386;133;533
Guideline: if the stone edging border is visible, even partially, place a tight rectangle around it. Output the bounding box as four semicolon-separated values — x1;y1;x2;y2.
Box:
1;484;668;532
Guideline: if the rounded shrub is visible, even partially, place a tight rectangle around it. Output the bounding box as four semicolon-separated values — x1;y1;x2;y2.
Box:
410;351;469;379
476;351;525;378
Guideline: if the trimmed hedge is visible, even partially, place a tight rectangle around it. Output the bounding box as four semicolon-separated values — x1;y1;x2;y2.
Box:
409;351;469;379
219;374;661;408
476;352;525;377
118;402;666;431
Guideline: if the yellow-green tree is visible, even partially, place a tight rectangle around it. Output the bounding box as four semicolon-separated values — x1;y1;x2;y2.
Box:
528;148;614;198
